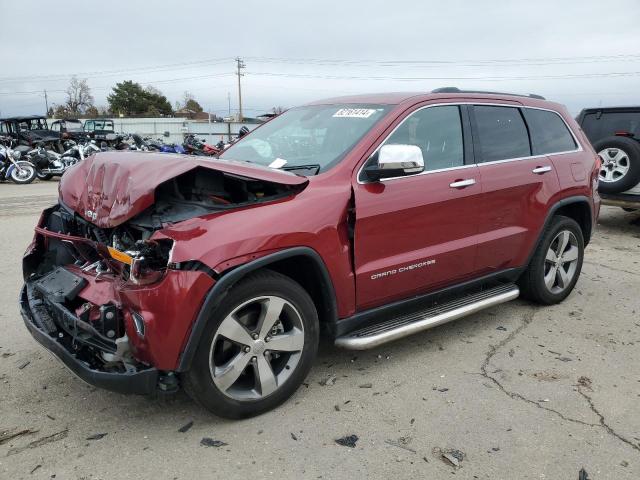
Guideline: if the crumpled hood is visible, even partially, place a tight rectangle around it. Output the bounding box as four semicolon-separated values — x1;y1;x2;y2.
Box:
59;151;308;228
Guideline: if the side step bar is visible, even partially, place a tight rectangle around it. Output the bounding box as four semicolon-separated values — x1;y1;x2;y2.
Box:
335;284;519;350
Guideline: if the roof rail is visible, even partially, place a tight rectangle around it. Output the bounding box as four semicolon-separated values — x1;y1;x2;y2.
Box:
431;87;545;100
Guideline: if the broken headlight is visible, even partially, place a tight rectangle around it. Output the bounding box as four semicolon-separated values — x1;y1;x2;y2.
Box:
108;239;173;285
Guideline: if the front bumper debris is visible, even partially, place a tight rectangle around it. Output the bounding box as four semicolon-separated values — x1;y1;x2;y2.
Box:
19;283;158;395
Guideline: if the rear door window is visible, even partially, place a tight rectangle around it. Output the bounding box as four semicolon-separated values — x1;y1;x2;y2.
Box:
473;106;531;162
522;108;576;154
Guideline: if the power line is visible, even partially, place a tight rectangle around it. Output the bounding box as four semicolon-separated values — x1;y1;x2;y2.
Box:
245;53;640;68
246;70;640;82
0;73;234;96
0;57;234;84
3;52;639;85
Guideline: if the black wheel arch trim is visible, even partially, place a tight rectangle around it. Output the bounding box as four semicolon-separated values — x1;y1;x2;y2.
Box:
177;246;338;372
525;195;593;267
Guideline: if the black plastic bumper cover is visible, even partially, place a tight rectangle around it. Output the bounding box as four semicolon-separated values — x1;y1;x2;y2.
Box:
19;284;158;395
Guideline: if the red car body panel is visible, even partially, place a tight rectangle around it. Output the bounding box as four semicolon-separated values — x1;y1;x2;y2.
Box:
117;271;214;369
153;173;356;317
22;92;601;384
474;156;560;272
352;167;482;310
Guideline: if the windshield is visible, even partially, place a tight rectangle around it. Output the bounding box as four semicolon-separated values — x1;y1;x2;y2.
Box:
95;120;114;130
219;104;391;174
26;118;48;130
65;121;84;131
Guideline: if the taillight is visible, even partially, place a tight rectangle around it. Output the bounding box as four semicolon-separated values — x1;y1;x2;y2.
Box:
614;130;634;137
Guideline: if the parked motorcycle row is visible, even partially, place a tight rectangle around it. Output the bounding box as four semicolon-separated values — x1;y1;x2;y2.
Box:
0;136;101;184
0;128;248;185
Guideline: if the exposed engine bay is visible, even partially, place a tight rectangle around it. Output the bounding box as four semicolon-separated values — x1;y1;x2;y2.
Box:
131;166;300;229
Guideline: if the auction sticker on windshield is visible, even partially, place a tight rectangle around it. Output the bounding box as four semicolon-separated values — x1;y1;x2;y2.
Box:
333;108;378;118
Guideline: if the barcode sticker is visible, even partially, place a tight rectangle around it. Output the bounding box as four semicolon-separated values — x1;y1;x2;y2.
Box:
332;108;377;118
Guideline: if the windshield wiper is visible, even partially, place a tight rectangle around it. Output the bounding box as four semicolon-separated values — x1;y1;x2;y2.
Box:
281;164;321;175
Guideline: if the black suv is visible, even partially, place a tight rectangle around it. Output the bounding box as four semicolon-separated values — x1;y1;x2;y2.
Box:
577;107;640;208
50;119;87;142
83;119;118;144
0;116;62;152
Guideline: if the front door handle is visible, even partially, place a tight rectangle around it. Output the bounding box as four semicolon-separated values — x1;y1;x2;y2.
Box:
449;179;476;189
532;166;552;174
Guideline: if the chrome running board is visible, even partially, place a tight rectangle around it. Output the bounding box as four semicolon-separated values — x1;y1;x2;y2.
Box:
335;284;519;350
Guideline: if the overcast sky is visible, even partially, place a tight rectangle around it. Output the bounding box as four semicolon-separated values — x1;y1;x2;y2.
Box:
1;0;639;117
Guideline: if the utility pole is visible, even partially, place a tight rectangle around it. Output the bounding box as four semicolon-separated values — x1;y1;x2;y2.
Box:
227;92;231;117
44;89;49;116
235;57;245;122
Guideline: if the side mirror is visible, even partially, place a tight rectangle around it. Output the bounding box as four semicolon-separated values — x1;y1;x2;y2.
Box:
364;144;424;181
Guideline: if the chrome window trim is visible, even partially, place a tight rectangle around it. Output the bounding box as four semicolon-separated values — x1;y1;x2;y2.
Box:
356;102;583;184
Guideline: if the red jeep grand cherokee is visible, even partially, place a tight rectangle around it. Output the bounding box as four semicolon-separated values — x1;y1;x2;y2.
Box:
20;88;600;418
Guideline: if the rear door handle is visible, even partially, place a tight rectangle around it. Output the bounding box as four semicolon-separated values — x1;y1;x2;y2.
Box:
449;179;476;189
532;166;552;174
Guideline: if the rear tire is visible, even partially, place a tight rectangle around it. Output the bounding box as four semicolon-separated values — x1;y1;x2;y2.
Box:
594;136;640;194
36;171;53;180
183;270;319;418
518;216;584;305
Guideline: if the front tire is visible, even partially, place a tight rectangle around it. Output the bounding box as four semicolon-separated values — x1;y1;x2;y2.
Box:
518;216;584;305
10;161;36;184
36;171;53;180
183;270;319;418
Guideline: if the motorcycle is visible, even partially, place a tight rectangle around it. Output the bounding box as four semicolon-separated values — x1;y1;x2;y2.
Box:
183;134;221;156
130;134;186;154
28;140;100;180
0;138;37;184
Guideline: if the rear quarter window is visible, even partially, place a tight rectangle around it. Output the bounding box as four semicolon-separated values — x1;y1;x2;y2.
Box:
522;108;576;155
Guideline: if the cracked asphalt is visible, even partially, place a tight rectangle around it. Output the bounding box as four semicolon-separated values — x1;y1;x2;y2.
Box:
1;180;639;479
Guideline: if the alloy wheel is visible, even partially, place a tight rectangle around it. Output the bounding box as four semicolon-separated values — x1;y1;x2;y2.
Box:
209;295;305;400
544;230;580;294
598;148;630;183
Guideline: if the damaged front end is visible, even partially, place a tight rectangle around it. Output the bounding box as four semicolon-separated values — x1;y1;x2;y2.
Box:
20;154;306;395
20;204;196;394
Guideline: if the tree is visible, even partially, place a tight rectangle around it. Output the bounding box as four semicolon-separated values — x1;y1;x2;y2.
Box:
85;106;99;117
47;107;54;117
107;81;173;116
64;76;94;115
53;104;69;118
181;91;203;113
272;106;285;115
